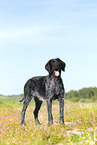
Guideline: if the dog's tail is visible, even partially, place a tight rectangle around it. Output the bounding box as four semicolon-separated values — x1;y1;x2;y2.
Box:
19;97;24;103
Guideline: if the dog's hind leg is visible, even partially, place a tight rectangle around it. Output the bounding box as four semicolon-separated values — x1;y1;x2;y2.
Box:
21;97;32;125
33;97;43;125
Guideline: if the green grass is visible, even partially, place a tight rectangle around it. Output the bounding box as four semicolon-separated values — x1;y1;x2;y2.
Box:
1;95;97;144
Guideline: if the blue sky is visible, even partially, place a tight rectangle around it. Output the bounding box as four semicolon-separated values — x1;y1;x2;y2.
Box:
0;0;97;95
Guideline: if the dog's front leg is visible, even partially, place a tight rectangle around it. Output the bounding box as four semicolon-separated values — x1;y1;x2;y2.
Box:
47;99;53;125
59;97;64;124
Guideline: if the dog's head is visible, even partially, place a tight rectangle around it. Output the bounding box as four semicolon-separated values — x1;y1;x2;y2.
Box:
45;58;66;77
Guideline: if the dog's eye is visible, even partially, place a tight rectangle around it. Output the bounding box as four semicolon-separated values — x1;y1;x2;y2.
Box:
51;60;55;64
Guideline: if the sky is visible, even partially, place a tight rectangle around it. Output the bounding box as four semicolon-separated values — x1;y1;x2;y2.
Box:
0;0;97;95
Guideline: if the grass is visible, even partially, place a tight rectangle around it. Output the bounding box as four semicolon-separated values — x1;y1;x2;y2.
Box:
1;95;97;144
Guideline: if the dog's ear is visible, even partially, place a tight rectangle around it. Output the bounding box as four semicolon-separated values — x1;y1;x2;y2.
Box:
61;61;66;71
45;60;51;73
57;58;66;71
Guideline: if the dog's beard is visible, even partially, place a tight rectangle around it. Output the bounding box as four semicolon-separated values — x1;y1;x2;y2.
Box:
54;71;60;77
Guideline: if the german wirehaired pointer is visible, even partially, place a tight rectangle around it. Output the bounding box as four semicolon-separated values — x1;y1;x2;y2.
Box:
19;58;66;125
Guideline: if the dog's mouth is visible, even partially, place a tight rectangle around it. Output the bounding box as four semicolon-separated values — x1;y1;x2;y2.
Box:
54;71;60;77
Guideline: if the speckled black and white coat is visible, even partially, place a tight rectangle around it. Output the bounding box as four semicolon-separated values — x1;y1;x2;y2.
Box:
19;58;66;125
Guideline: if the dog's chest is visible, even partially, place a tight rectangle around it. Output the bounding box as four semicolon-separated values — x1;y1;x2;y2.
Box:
45;77;63;95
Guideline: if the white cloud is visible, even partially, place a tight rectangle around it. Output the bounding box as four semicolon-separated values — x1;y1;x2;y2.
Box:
0;24;41;42
0;22;66;48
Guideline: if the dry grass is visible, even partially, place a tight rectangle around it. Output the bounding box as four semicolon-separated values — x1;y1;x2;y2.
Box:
0;98;97;144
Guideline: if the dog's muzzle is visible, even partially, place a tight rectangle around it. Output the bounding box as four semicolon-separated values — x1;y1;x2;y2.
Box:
54;71;60;77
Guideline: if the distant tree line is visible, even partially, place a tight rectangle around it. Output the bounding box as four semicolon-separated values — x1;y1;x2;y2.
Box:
65;87;97;102
1;87;97;102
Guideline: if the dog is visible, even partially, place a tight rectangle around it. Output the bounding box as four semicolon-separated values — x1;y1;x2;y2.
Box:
19;58;66;125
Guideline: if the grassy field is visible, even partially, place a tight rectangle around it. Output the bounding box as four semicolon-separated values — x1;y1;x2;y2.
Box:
0;95;97;144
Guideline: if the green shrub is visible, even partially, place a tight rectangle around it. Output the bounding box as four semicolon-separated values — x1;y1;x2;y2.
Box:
70;97;80;102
